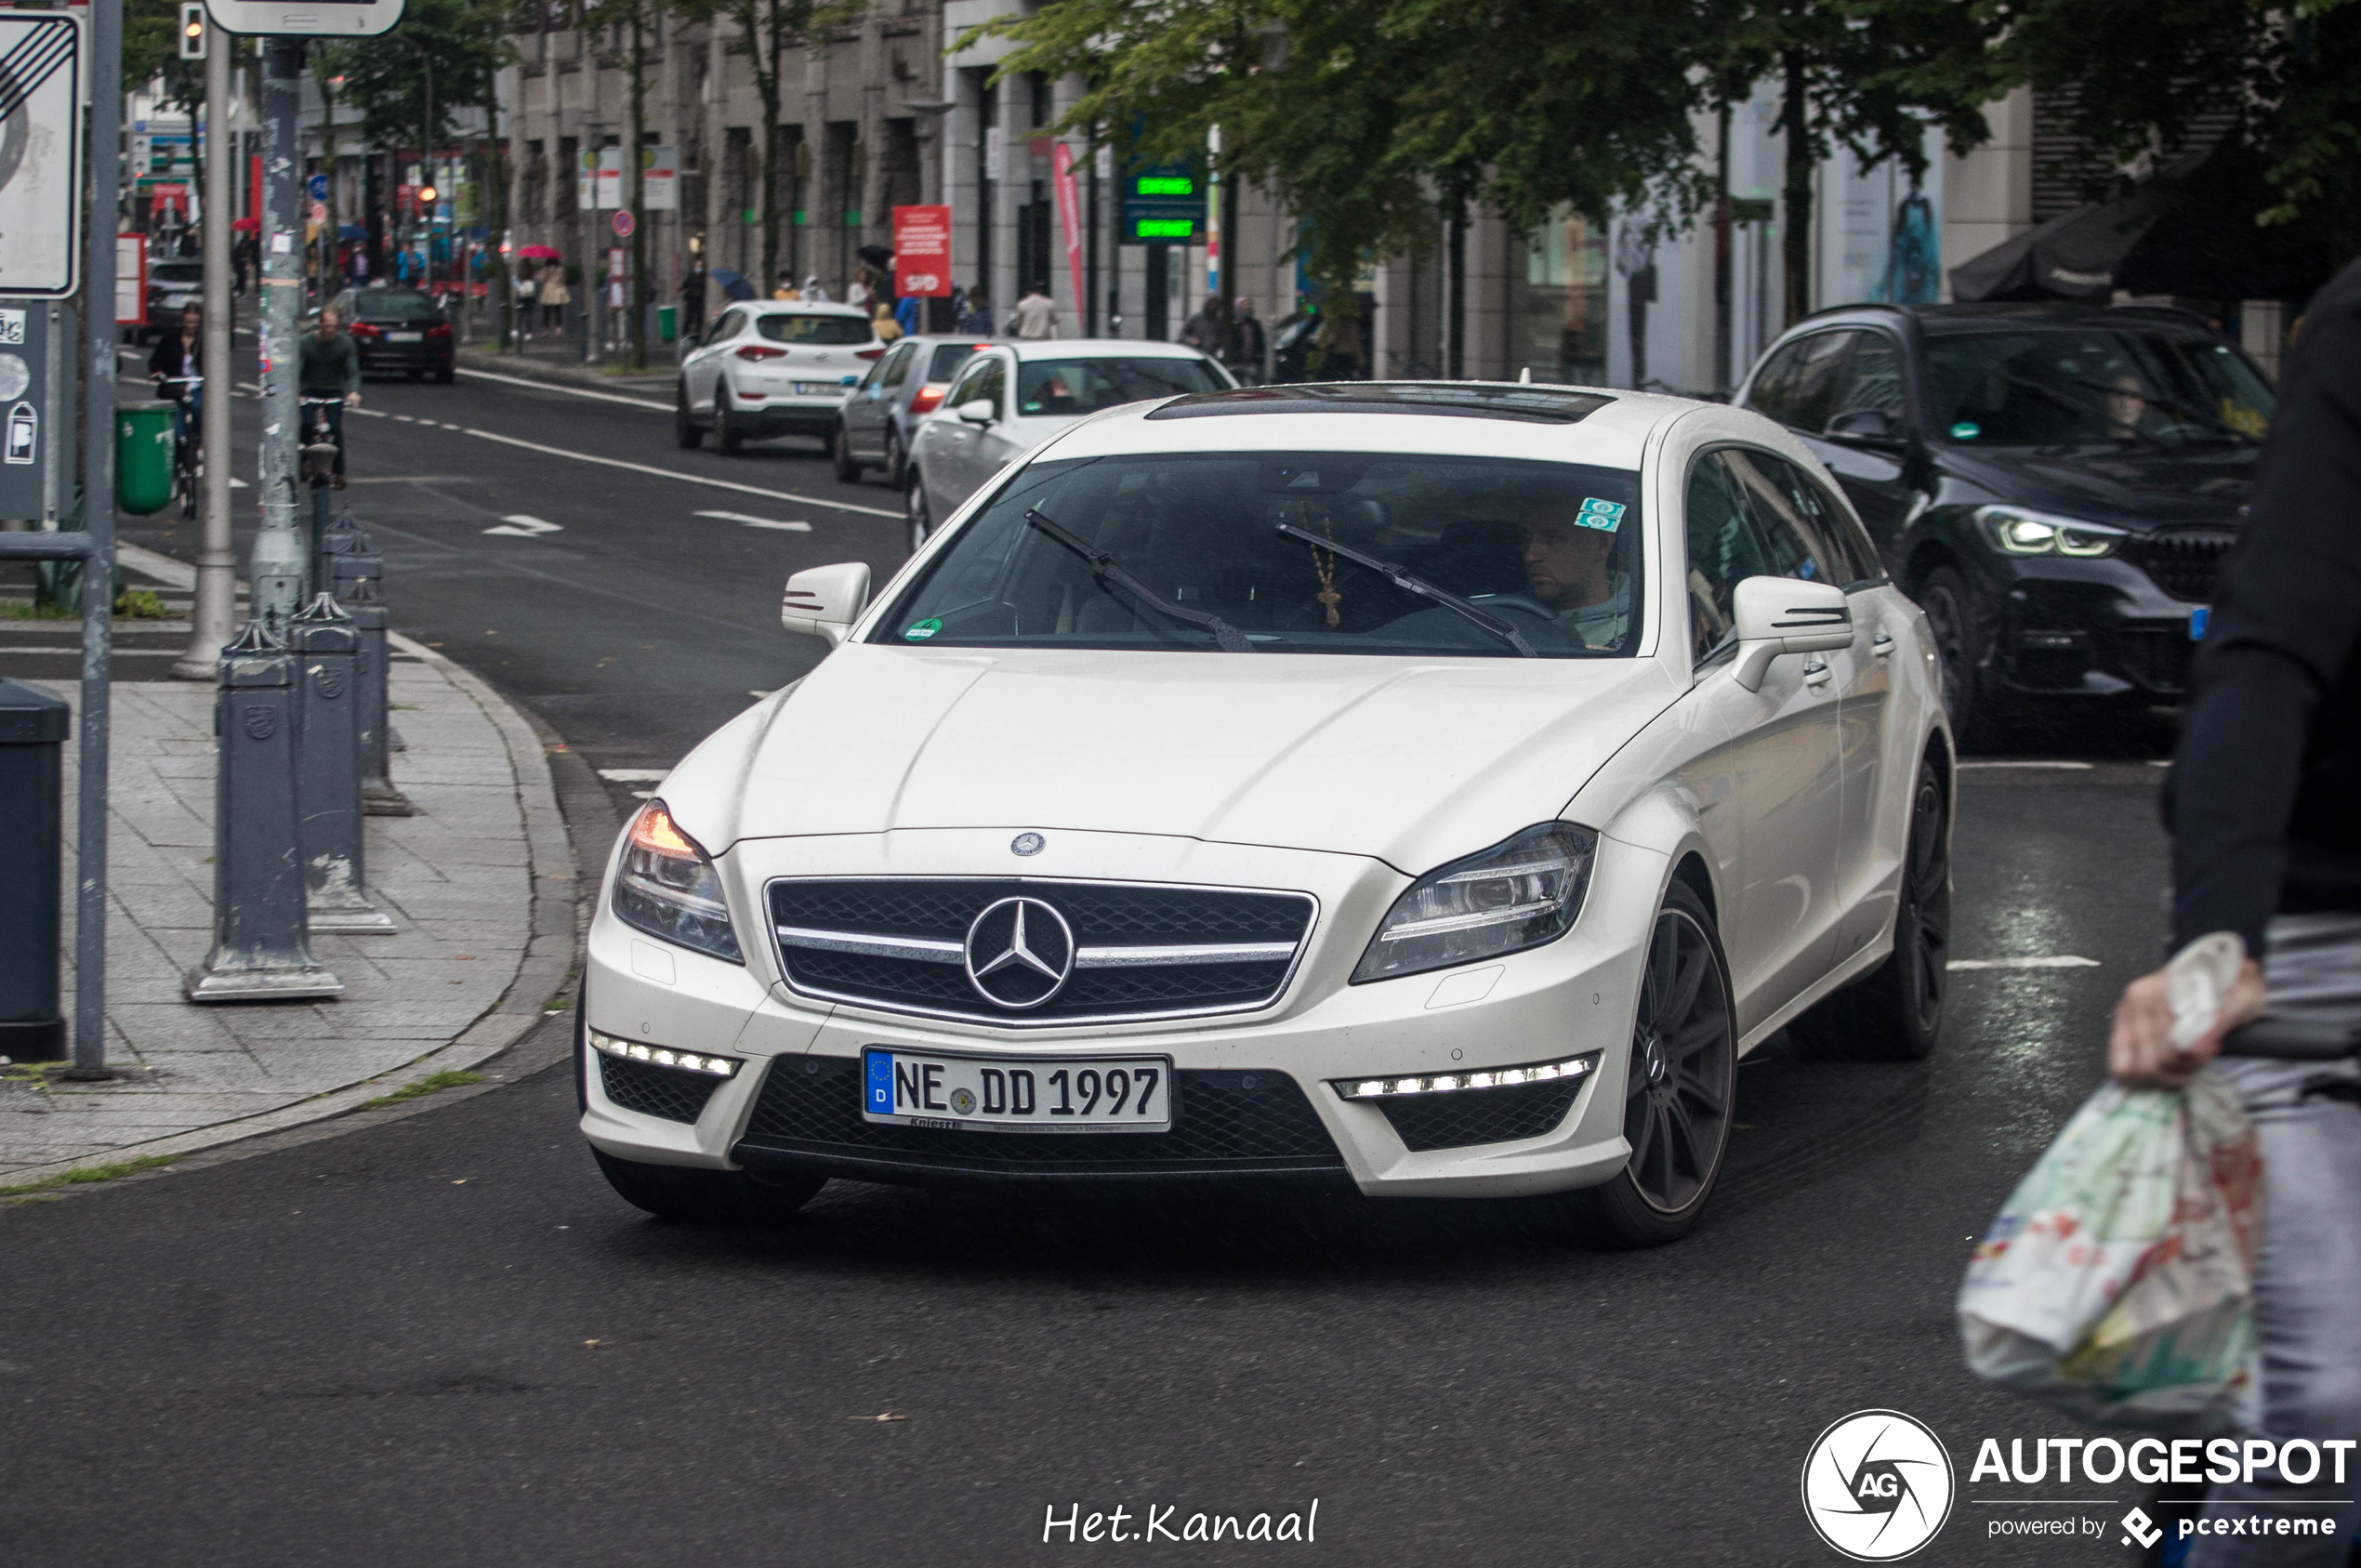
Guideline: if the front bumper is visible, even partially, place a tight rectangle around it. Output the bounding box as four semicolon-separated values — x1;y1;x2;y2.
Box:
579;826;1663;1199
1973;552;2209;702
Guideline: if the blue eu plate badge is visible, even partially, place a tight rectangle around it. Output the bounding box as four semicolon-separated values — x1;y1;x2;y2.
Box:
2190;606;2209;641
865;1050;894;1113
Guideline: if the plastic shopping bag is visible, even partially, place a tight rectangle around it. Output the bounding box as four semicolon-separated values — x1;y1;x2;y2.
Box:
1958;1071;2265;1433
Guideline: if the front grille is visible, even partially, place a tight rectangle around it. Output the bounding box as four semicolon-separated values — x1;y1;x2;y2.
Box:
2112;627;2195;694
734;1056;1347;1179
769;877;1316;1026
599;1054;725;1124
2126;530;2235;603
1378;1078;1588;1152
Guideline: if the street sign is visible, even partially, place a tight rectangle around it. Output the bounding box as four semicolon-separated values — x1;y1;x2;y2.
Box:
0;15;83;296
309;173;327;202
0;300;74;525
201;0;405;37
890;204;951;297
114;234;147;325
611;209;634;239
641;146;678;211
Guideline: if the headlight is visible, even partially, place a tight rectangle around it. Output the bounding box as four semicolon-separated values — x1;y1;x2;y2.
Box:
612;800;743;963
1352;823;1597;983
1976;505;2125;559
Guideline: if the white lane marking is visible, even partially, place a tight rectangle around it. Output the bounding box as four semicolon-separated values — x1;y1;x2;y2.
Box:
1947;955;2103;970
483;513;562;538
440;422;464;431
229;476;248;488
455;364;673;412
695;508;811;532
452;425;902;518
596;768;673;783
2149;759;2173;768
1957;760;2095;771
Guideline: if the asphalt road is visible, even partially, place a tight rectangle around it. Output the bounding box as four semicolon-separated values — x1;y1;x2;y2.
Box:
7;353;2191;1565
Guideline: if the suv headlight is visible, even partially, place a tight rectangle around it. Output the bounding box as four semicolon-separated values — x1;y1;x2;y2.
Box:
1976;505;2126;559
613;801;744;963
1352;824;1598;983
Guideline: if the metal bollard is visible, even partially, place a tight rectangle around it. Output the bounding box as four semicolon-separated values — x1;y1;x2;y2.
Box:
324;510;381;604
291;594;393;933
0;679;69;1061
342;575;415;816
186;619;343;1003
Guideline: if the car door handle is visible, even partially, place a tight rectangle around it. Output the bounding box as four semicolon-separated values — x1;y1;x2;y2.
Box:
1872;632;1896;658
1802;660;1833;689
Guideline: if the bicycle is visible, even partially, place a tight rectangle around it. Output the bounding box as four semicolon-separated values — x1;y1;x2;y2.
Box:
156;373;203;520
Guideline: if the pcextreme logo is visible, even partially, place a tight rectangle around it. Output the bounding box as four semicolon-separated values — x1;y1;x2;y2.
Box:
1801;1409;1959;1561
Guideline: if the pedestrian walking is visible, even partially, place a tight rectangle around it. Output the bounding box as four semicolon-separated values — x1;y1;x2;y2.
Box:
515;266;538;342
894;292;920;340
1011;284;1060;340
872;302;902;343
957;286;993;336
1230;296;1266;384
2109;254;2361;1567
1178;299;1220;355
540;270;571;333
801;274;831;303
681;262;707;343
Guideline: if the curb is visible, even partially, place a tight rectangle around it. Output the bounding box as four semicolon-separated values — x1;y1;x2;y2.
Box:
6;551;598;1188
455;346;676;397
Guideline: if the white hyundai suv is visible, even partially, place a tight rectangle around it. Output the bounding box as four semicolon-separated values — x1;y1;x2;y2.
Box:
676;301;885;453
582;381;1952;1245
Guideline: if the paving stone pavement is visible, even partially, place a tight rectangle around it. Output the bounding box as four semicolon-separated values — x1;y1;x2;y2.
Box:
0;625;575;1179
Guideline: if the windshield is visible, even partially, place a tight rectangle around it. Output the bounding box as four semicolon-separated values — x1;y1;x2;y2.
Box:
151;264;204;284
1924;327;2273;447
1014;356;1226;417
353;290;440;320
926;343;983;382
756;313;874;345
874;452;1644;658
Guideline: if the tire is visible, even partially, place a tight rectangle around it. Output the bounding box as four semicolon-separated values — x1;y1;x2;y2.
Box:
716;389;744;454
1917;565;2011;748
1582;880;1737;1247
407;369;425;382
1790;759;1952;1061
883;428;906;491
905;471;933;556
675;381;704;449
831;424;864;483
432;364;455;385
590;1146;824;1224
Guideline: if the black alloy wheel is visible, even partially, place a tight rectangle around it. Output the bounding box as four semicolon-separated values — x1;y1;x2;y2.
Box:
1586;880;1736;1246
905;472;932;556
883;427;906;490
675;380;703;449
1792;760;1951;1061
831;424;864;483
716;389;744;454
1917;565;2007;746
432;362;455;385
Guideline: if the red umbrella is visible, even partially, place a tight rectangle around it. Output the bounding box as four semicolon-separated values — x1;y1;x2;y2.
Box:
231;217;259;232
515;244;561;260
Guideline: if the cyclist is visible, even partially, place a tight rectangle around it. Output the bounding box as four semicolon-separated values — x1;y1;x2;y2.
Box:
149;302;204;452
2110;256;2361;1566
298;302;362;488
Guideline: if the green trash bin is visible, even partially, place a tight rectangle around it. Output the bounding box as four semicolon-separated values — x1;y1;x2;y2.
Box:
656;304;677;344
115;400;177;517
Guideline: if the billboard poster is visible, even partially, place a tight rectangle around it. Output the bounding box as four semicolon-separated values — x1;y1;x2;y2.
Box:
890;204;952;297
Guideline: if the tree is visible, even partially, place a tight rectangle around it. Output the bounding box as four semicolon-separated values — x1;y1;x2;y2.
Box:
678;0;843;300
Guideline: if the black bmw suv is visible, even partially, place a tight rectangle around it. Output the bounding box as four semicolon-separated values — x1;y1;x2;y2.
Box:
1734;303;2272;738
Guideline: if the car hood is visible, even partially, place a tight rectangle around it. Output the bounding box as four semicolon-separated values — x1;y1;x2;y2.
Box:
1936;441;2254;531
667;645;1683;872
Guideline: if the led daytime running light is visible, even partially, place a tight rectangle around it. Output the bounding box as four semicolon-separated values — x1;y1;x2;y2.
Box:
1975;505;2124;559
1336;1051;1599;1100
588;1025;740;1078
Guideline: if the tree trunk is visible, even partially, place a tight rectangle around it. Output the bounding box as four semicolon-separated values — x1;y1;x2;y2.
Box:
1779;48;1813;328
628;17;648;370
759;1;785;297
1444;180;1468;380
486;78;511;351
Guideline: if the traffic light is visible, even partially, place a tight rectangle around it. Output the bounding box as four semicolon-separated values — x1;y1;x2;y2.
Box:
178;2;206;59
415;184;438;208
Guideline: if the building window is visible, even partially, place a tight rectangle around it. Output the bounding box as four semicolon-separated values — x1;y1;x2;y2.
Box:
1522;205;1608;387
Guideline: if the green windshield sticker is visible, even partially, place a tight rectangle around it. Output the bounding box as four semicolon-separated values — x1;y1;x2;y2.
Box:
904;618;942;641
1950;421;1982;440
1576;497;1626;532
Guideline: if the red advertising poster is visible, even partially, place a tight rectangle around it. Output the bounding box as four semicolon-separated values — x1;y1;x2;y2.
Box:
890;204;952;297
1051;144;1085;314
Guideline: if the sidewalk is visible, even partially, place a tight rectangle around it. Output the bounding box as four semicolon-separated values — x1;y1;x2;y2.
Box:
457;335;679;397
0;547;576;1182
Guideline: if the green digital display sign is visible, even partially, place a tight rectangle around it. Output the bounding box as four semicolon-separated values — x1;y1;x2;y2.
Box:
1131;217;1195;240
1133;176;1194;197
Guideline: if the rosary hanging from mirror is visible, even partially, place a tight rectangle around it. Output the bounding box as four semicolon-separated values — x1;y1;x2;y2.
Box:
1300;503;1342;627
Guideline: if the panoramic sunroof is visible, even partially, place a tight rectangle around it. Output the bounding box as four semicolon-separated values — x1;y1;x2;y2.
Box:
1143;383;1615;424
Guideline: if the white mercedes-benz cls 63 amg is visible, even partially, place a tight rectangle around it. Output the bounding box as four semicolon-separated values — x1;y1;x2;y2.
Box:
580;381;1954;1245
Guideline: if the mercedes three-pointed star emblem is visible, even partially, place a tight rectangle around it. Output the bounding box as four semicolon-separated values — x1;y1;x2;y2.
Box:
963;896;1077;1009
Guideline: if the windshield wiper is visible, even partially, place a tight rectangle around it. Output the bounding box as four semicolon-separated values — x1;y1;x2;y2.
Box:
1274;521;1538;657
1023;507;1257;653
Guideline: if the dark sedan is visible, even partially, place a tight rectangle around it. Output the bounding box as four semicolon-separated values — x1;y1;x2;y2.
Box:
1734;302;2270;739
330;287;455;382
145;259;205;339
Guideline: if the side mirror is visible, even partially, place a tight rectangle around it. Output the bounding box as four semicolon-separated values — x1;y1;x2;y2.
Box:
956;398;997;426
1824;408;1904;447
780;561;873;647
1729;575;1853;692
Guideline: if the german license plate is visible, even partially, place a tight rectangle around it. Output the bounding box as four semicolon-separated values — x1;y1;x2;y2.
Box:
387;331;422;342
860;1047;1172;1133
2189;606;2209;640
793;380;841;395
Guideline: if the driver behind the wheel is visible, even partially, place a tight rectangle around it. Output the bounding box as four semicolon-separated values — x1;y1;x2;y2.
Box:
1468;495;1634;650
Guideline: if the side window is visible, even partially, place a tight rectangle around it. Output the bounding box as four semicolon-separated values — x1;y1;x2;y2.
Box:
1751;453;1877;586
879;340;917;389
1743;338;1811;427
1830;334;1906;424
710;309;744;343
1682;453;1774;663
1777;332;1858;434
944;360;990;408
1721;450;1829;583
966;358;1009;416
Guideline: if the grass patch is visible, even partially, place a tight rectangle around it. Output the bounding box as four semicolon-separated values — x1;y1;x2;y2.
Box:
1;591;177;620
360;1069;484;1109
115;588;172;619
0;1154;174;1197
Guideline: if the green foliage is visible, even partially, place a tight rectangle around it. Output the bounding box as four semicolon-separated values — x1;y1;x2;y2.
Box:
320;0;518;153
0;1154;174;1198
359;1069;485;1109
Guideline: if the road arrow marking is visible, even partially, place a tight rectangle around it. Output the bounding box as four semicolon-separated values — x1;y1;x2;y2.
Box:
694;509;811;532
482;514;562;537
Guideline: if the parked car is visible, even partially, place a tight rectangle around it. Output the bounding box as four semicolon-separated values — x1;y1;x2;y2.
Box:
1734;302;2272;738
145;259;205;339
902;340;1233;552
831;335;996;489
327;286;455;382
675;302;885;453
579;380;1953;1246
